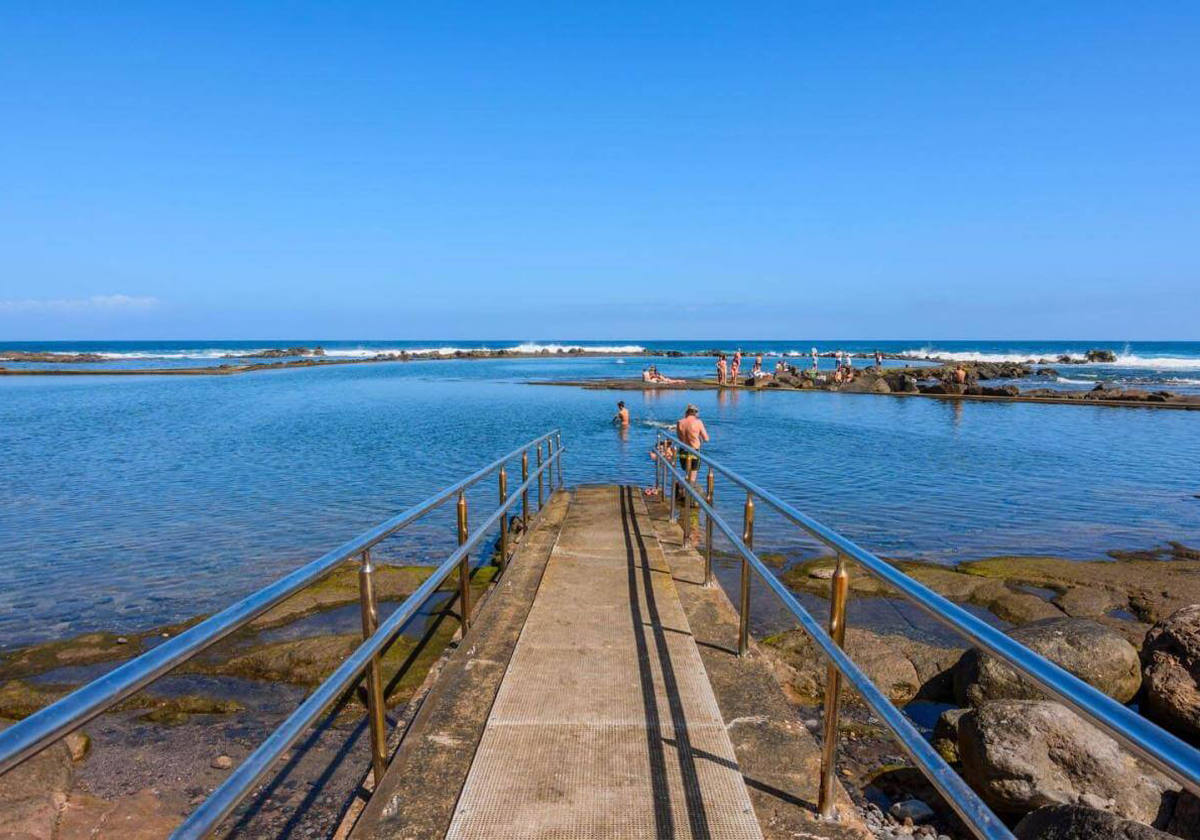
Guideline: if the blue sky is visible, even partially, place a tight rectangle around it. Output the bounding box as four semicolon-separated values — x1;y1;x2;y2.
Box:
1;2;1197;340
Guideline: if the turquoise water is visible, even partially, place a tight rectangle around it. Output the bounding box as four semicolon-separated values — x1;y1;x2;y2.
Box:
1;348;1198;647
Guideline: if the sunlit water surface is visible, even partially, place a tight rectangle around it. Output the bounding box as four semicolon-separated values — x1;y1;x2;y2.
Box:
2;355;1197;646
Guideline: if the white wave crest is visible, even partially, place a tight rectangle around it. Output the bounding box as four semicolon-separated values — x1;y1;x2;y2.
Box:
1111;354;1200;371
898;348;1049;364
899;347;1200;370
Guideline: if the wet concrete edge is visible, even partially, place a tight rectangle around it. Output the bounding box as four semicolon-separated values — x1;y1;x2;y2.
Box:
348;489;571;840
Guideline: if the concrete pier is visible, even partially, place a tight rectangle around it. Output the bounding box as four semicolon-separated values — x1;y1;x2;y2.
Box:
353;485;865;840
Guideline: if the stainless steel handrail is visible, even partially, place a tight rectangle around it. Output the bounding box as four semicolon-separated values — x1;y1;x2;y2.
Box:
171;447;564;839
660;432;1200;802
0;430;560;777
658;453;1014;840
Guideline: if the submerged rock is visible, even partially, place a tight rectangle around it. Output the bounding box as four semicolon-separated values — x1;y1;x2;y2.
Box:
1014;804;1174;839
1141;604;1200;741
958;700;1176;822
955;617;1141;706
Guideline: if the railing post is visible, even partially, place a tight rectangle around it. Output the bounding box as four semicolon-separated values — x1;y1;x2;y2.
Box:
681;472;693;543
457;491;471;631
556;432;563;486
357;549;387;783
521;451;530;530
537;443;544;509
705;468;715;585
818;554;851;819
738;492;754;657
668;455;677;522
546;437;555;491
498;467;509;569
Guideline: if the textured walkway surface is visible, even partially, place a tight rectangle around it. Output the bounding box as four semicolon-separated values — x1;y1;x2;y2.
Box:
445;485;763;840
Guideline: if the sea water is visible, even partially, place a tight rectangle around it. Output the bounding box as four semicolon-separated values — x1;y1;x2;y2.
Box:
1;344;1198;646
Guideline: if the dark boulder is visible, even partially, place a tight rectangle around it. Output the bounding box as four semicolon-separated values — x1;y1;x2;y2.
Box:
1086;349;1118;363
1014;804;1175;839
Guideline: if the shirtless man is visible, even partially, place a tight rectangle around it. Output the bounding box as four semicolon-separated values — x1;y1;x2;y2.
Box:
614;400;630;426
676;404;710;484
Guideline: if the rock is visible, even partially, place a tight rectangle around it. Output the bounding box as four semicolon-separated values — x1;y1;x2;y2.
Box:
1086;349;1118;363
955;617;1141;706
1052;586;1125;618
890;799;934;823
1142;604;1200;741
958;700;1176;822
1165;790;1200;840
764;627;961;704
986;589;1065;625
809;566;835;580
0;718;74;838
211;754;233;770
65;731;90;762
56;789;183;839
932;708;967;764
1014;803;1175;839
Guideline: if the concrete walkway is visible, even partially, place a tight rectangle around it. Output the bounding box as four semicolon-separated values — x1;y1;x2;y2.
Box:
445;485;763;840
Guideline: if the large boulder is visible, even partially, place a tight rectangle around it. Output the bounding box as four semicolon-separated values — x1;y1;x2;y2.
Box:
958;700;1176;823
955;617;1141;706
1014;804;1175;839
1142;604;1200;741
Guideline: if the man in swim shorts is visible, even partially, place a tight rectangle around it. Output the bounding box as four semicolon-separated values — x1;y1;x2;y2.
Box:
675;403;709;484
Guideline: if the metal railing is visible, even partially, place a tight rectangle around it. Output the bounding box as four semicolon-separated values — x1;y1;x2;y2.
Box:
0;430;566;839
656;432;1200;840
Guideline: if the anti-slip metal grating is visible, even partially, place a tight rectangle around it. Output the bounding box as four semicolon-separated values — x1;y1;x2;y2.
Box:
445;486;763;840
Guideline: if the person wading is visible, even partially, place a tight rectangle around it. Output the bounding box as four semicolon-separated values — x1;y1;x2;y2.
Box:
614;400;630;427
675;403;709;486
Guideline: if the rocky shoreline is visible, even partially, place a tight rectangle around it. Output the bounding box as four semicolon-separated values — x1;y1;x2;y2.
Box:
0;552;507;839
755;541;1200;839
540;360;1200;409
8;534;1200;838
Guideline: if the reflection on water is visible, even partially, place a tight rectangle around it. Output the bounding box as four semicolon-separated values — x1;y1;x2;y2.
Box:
1;355;1197;646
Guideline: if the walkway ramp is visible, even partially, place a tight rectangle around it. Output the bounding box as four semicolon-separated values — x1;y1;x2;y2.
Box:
446;485;762;839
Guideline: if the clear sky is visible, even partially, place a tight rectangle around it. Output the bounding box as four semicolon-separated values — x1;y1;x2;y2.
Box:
1;2;1198;340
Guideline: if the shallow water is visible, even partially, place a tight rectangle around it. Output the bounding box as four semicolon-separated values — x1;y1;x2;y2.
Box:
1;354;1197;646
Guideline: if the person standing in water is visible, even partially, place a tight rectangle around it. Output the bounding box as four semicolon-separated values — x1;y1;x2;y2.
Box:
811;346;819;371
614;400;630;427
676;403;709;485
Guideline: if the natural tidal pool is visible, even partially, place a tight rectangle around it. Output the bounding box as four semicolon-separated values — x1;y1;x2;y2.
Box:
2;354;1198;646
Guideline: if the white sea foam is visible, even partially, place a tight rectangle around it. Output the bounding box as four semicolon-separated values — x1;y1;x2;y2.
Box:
1109;354;1200;371
1055;376;1093;385
898;348;1050;364
506;342;645;354
900;347;1200;370
65;342;648;361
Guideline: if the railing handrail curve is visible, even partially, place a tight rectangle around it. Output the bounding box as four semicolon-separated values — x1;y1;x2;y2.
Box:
171;446;564;839
658;453;1013;840
659;432;1200;800
0;430;560;777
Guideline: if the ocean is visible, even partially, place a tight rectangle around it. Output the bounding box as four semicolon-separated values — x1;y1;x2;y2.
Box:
1;339;1198;647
